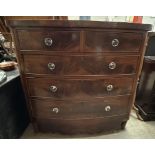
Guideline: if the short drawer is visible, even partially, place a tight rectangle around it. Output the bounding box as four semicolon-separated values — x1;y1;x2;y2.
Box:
31;95;131;119
84;31;143;52
17;29;80;51
24;55;139;75
27;77;134;99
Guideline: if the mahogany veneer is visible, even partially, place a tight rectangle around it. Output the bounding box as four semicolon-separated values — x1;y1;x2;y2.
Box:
7;20;152;134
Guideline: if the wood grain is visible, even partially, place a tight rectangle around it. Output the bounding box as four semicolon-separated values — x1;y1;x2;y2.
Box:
27;77;134;98
31;95;131;119
7;20;151;134
35;114;129;134
17;29;80;51
23;54;139;76
84;31;142;52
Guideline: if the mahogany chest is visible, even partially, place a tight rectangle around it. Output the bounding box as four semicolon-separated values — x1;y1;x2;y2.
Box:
7;20;152;134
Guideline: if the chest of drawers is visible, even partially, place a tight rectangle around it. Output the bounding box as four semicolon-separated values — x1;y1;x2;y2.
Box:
8;20;151;134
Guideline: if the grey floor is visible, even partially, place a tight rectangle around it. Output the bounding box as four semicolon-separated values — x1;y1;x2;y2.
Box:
21;110;155;139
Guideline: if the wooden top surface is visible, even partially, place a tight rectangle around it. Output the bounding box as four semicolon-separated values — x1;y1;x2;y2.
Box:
7;20;152;31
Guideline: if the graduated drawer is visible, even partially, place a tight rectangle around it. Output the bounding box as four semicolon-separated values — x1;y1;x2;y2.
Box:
27;77;134;99
35;114;129;134
17;29;80;51
24;55;139;75
31;95;131;119
84;31;143;52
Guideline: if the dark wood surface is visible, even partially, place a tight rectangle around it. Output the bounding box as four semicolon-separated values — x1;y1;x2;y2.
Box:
7;20;152;31
84;31;142;52
23;54;139;76
31;95;131;119
7;20;151;134
35;114;129;134
27;77;133;98
17;30;80;51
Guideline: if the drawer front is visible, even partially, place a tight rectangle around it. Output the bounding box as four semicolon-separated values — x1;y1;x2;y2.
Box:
17;30;80;51
27;77;134;98
36;114;129;134
84;31;142;52
24;55;138;75
31;95;131;119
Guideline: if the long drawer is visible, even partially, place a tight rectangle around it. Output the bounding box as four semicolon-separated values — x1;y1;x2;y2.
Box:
24;55;139;75
35;114;129;134
17;29;80;51
84;31;142;52
31;95;131;119
27;77;134;98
